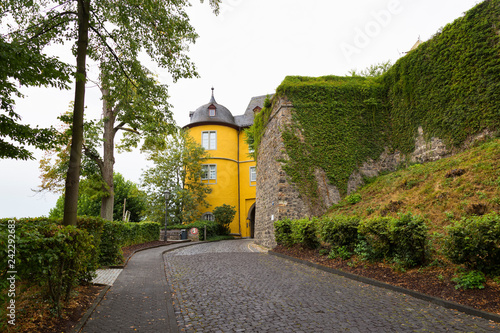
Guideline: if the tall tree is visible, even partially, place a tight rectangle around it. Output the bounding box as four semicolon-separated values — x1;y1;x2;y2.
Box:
141;129;211;224
4;0;220;225
0;36;71;160
49;173;147;221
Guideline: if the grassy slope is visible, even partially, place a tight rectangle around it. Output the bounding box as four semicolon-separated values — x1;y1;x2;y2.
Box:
328;137;500;232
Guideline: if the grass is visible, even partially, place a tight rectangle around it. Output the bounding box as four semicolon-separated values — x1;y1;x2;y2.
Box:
329;137;500;233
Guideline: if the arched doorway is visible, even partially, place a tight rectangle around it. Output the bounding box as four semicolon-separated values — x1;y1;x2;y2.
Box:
247;204;256;238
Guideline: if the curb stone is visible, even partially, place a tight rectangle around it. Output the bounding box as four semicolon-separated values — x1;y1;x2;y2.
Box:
70;285;110;333
269;250;500;324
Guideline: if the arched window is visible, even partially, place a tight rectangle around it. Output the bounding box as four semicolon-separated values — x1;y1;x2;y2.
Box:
202;212;215;221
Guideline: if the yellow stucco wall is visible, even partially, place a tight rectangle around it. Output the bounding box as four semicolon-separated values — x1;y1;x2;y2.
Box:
187;125;256;237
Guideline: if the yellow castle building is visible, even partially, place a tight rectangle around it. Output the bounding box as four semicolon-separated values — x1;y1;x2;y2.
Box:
184;89;266;238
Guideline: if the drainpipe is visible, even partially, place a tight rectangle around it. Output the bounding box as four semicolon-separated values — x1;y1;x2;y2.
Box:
237;129;242;236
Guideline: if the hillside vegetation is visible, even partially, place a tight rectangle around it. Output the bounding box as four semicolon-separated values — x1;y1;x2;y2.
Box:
329;137;500;232
248;0;500;212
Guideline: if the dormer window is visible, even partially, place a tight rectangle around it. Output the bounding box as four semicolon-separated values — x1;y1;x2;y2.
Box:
208;104;216;117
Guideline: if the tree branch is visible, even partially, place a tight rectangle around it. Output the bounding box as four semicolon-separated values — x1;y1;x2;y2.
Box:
83;143;104;174
30;16;77;40
88;25;138;89
116;127;141;135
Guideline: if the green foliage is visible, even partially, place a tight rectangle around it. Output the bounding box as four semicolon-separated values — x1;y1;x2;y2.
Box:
50;173;147;221
383;0;500;153
0;36;71;160
274;218;295;247
0;219;94;315
248;1;500;210
444;213;500;274
349;61;393;78
141;129;212;224
452;270;486;290
390;213;429;267
99;221;161;266
358;216;394;260
328;246;353;260
318;215;360;250
213;204;237;235
291;218;320;249
358;213;429;267
345;194;362;205
277;75;389;200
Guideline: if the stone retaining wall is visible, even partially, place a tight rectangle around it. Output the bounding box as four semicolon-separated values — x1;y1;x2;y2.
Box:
254;97;495;249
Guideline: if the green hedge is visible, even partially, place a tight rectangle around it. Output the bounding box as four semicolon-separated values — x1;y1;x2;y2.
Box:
276;213;429;268
274;218;319;249
0;219;95;313
445;213;500;274
318;215;360;250
98;220;161;266
274;218;294;246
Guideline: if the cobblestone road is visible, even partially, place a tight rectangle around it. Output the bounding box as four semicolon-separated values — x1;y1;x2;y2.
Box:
164;240;499;333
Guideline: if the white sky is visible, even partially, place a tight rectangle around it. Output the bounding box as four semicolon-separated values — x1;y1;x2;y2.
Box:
0;0;481;218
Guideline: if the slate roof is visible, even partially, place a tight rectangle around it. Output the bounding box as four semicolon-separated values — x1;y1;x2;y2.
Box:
186;90;272;130
234;95;270;128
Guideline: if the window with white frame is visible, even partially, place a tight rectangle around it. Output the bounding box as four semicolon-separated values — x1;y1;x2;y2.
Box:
250;166;257;182
202;131;216;150
202;164;217;181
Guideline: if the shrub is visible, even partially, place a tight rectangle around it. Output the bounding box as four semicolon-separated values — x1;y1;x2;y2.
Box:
291;218;320;249
328;246;353;260
318;215;360;250
99;221;161;266
444;213;500;274
389;213;429;267
213;204;236;235
345;193;362;205
274;218;294;246
1;220;94;315
358;216;394;260
452;271;486;290
359;214;429;267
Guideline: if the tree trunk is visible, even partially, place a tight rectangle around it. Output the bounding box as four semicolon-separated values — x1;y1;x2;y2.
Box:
100;88;115;221
62;0;90;226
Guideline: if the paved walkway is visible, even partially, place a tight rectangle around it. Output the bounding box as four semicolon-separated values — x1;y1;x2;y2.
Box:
92;269;123;286
165;240;499;332
81;243;190;333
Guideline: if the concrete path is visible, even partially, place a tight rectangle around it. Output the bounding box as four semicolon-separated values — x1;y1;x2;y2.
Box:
81;243;190;333
92;269;123;286
165;240;499;332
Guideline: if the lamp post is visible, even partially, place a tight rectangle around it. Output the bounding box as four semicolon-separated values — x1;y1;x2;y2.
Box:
163;190;170;242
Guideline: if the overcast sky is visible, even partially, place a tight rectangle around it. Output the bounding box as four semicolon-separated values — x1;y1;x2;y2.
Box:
0;0;481;218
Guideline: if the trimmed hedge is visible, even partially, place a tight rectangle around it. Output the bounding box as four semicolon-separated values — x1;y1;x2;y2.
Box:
275;213;429;268
318;215;360;250
0;217;161;312
274;218;319;249
444;213;500;274
0;218;95;313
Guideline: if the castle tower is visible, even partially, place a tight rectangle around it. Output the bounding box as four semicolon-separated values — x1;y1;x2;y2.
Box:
184;89;266;237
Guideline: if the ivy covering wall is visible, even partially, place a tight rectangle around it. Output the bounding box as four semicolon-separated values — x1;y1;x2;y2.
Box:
384;0;500;154
249;0;500;202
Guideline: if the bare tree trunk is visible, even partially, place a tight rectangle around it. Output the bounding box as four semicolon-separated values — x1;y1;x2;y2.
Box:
63;0;90;226
100;88;115;221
